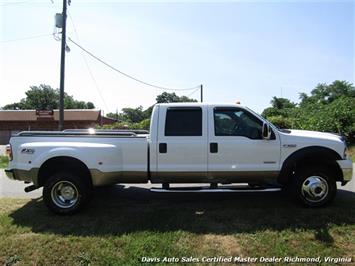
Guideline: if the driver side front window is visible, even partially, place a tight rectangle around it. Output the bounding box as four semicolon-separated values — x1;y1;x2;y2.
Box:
214;108;263;139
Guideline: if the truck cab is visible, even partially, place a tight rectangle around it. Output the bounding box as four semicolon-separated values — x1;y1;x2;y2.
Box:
149;103;280;184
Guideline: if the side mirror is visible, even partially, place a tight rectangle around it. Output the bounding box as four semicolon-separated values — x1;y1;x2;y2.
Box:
262;122;271;140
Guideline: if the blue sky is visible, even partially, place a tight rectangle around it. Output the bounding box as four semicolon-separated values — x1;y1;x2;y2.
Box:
0;0;353;114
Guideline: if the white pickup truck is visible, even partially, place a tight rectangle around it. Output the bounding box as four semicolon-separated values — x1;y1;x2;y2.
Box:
5;103;353;214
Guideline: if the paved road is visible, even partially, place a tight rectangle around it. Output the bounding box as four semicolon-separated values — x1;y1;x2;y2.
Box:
0;145;6;156
1;165;354;198
0;170;42;198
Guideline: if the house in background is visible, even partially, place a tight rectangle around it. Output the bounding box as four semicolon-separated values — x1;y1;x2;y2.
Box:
0;109;116;144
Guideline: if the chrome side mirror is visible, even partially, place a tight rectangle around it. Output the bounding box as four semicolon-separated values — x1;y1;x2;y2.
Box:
262;122;272;140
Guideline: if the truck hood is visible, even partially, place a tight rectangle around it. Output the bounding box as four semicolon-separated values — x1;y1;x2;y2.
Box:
286;129;343;142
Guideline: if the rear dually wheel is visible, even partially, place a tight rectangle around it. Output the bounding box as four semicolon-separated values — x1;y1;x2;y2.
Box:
43;172;91;215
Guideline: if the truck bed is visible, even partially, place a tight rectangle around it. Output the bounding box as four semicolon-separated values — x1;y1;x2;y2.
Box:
9;131;149;186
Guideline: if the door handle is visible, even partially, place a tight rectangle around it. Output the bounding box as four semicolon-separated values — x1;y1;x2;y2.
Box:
210;143;218;153
159;143;167;153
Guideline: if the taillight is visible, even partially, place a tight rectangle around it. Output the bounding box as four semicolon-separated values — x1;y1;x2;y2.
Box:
6;144;13;161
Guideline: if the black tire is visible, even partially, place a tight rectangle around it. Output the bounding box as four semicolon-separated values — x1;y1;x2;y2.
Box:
292;166;337;207
43;172;92;215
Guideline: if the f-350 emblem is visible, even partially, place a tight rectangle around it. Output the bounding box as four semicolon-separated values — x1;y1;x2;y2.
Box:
21;148;35;154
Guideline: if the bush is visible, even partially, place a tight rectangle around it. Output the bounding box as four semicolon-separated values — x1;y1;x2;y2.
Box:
97;119;150;131
267;116;294;129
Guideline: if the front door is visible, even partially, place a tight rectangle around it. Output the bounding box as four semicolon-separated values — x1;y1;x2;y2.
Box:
207;106;280;183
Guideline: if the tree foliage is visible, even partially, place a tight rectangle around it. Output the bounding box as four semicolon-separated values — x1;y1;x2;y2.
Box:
262;80;355;142
103;92;196;130
2;84;95;110
156;92;197;103
261;97;296;118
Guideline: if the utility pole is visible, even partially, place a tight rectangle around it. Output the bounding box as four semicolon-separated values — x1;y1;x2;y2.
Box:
200;84;203;102
58;0;68;131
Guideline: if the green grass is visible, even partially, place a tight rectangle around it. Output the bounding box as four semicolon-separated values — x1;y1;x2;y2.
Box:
0;156;9;169
0;187;354;265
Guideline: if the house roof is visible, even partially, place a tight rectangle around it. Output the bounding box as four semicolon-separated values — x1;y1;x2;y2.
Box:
0;109;101;121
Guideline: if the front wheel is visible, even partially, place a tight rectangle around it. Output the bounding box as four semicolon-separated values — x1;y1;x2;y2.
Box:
43;172;92;215
293;166;337;207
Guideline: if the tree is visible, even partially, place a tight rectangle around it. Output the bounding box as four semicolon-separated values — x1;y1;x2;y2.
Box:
262;80;355;142
270;97;296;109
103;91;197;131
2;84;95;110
156;92;197;103
261;97;296;118
299;80;355;106
120;106;148;123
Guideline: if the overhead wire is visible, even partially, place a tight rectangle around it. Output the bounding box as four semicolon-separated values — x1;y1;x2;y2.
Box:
67;37;201;92
187;87;201;98
0;33;52;43
0;1;28;6
2;0;201;104
67;11;110;112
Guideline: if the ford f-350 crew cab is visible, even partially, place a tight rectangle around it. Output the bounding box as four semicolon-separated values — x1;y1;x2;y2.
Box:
5;103;353;214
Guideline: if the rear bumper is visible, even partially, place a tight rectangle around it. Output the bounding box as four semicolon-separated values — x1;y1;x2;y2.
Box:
5;169;15;180
4;168;38;185
337;159;353;183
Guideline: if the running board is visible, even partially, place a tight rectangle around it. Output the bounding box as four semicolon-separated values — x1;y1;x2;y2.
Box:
150;186;281;193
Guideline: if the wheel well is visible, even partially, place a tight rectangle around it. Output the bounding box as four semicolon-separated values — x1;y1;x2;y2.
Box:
296;157;342;180
278;146;343;184
38;156;92;187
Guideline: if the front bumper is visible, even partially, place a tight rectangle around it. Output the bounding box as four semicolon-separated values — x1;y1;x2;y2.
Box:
337;159;353;183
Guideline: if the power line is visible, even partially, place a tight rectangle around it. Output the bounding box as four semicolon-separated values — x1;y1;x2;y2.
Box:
0;33;52;43
187;87;201;98
67;12;110;112
0;1;28;6
67;37;200;92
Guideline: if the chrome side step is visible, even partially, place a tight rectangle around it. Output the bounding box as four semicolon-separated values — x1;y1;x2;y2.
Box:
150;186;281;193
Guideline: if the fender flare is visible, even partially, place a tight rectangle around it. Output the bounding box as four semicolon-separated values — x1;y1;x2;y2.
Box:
37;156;92;187
278;146;342;184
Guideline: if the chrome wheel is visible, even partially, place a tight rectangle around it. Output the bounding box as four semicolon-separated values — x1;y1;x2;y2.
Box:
51;181;79;209
301;176;329;203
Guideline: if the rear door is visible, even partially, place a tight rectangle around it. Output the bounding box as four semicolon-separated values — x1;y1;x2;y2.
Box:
154;105;208;182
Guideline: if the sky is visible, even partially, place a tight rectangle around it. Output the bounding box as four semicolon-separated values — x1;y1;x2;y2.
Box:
0;0;354;114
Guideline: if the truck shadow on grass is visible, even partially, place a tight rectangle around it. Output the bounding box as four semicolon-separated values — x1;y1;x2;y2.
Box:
9;186;355;242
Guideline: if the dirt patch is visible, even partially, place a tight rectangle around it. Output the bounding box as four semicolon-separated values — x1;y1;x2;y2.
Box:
201;234;241;255
177;233;242;257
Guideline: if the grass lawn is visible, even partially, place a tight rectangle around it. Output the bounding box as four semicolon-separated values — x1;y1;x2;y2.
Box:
0;187;354;265
0;156;9;169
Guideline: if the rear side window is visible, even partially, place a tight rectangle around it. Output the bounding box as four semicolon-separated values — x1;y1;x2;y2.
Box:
165;108;202;136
